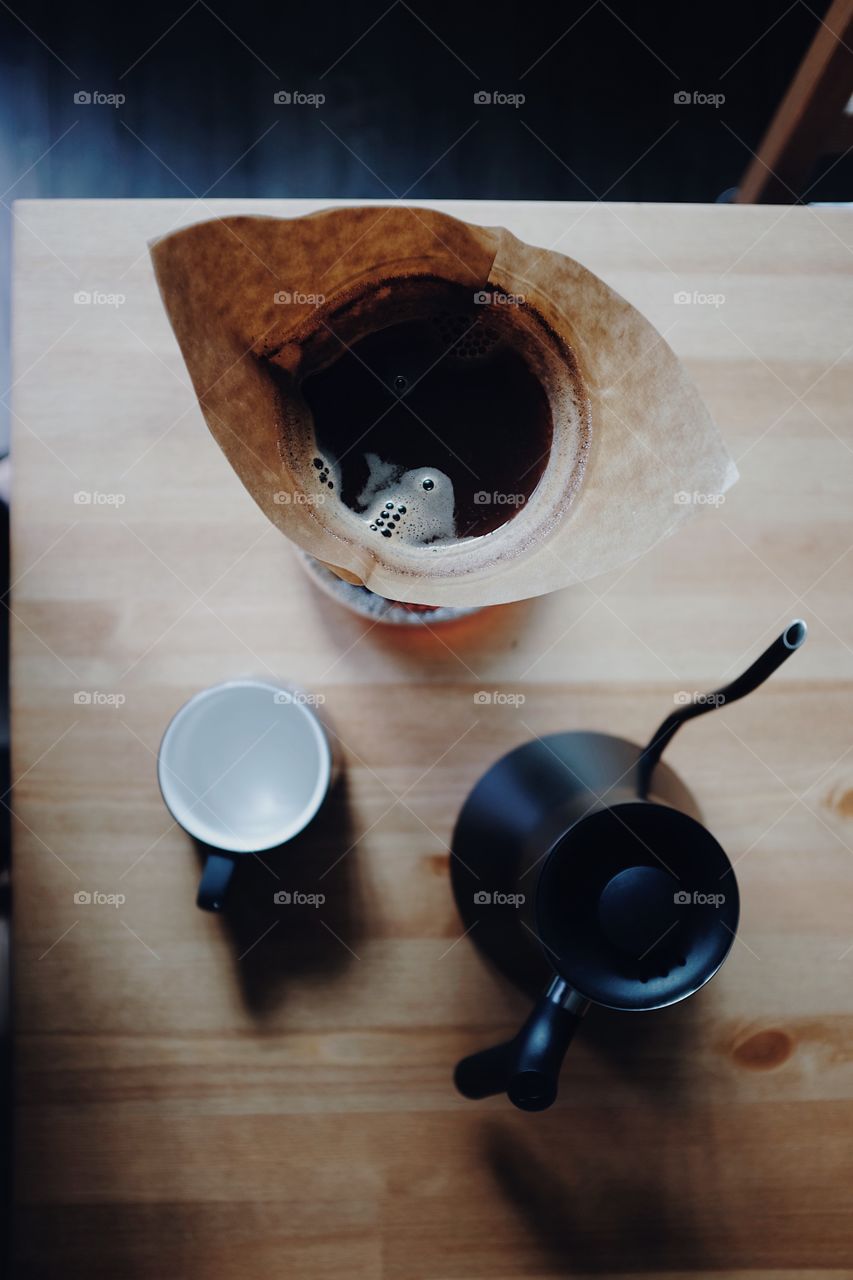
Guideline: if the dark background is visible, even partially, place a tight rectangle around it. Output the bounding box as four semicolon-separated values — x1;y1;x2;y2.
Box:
0;0;845;205
1;0;848;447
0;0;848;1271
1;0;848;411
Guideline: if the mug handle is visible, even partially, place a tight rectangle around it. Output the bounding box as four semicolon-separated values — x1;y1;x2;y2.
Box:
197;852;236;912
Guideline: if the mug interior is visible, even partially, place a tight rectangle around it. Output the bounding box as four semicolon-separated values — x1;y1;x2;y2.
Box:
158;679;331;853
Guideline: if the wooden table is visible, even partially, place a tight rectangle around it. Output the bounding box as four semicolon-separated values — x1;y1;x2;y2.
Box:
11;199;853;1279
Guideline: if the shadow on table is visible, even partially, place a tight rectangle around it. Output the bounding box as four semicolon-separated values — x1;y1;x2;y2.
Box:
476;989;728;1272
193;772;363;1019
483;1106;724;1272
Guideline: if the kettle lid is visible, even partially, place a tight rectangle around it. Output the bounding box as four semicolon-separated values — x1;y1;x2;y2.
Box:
535;802;739;1011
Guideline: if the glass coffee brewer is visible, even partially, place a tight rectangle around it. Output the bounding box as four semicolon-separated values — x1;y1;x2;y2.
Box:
451;621;807;1111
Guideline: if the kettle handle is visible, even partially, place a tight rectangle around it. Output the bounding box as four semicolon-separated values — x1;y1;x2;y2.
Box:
455;978;589;1112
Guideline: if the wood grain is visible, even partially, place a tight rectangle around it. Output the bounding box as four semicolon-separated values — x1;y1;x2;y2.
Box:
10;199;853;1279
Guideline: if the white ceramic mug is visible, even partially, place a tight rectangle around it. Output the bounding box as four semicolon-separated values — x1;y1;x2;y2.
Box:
158;678;333;911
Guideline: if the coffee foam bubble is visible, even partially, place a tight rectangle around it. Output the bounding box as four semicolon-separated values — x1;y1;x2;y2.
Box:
321;451;457;547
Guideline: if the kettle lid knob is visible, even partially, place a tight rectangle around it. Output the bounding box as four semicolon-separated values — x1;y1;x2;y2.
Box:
597;864;679;957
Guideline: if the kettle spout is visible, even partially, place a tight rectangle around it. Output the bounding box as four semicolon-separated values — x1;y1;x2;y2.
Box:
638;618;807;798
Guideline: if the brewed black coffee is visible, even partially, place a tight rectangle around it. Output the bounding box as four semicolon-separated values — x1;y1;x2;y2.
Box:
300;308;553;543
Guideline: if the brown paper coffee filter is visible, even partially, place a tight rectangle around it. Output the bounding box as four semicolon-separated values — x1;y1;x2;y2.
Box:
150;207;736;606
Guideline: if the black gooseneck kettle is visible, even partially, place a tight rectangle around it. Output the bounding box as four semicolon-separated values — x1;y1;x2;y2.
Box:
451;620;807;1112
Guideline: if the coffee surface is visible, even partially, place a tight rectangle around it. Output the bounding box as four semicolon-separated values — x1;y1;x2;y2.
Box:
300;311;553;545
